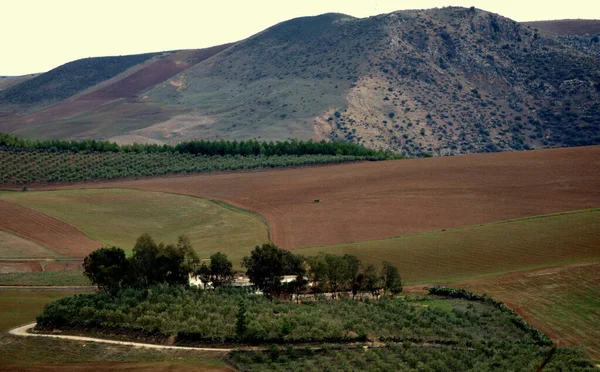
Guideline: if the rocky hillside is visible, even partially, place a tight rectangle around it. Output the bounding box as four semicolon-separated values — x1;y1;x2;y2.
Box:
144;7;600;155
1;7;599;156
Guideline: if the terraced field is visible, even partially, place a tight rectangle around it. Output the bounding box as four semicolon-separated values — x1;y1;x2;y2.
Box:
0;189;268;262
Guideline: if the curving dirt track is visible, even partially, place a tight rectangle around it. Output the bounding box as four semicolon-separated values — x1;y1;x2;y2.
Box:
40;145;600;250
9;323;232;352
0;200;102;257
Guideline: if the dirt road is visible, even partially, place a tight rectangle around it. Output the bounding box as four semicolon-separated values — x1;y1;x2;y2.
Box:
8;323;232;352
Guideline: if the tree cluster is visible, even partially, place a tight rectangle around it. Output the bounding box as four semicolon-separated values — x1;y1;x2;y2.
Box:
0;132;392;158
83;233;199;293
242;244;402;300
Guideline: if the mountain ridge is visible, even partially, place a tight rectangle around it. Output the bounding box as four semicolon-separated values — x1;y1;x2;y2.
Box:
1;7;599;156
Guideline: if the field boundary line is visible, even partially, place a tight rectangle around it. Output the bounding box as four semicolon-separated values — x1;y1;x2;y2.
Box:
8;323;233;352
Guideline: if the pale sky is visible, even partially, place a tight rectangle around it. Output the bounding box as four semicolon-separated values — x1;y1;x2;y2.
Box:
2;0;599;76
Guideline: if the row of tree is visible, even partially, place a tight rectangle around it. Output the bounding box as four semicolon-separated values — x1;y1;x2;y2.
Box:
0;132;392;158
83;235;402;300
241;243;402;300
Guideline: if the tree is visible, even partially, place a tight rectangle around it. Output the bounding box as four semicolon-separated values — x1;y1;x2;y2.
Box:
241;243;298;299
131;233;160;287
131;233;199;287
196;252;235;288
382;261;403;296
343;254;360;295
83;246;130;294
363;264;382;298
235;300;248;341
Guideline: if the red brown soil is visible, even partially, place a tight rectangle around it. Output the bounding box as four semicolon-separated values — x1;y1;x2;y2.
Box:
0;200;102;257
40;146;600;250
0;44;233;134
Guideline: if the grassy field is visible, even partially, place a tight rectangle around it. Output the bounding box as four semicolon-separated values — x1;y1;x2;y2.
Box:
0;289;77;331
0;230;59;258
295;209;600;284
0;189;268;263
456;261;600;362
0;289;232;371
0;271;90;286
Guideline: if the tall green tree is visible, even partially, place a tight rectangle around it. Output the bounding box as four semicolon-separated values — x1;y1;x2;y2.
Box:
363;264;382;298
382;261;403;296
82;246;130;294
196;252;235;288
131;233;199;287
241;243;299;299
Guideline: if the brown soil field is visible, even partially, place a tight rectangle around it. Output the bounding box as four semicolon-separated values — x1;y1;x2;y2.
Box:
41;145;600;249
455;261;600;361
0;200;102;257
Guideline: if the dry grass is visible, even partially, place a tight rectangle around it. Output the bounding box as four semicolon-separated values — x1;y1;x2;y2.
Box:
295;209;600;284
455;262;600;362
0;230;58;259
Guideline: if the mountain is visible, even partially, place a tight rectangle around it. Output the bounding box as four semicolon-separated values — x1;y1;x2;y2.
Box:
1;7;599;156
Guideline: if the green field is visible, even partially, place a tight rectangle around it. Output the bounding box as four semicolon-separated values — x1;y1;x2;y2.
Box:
0;189;269;263
295;209;600;284
0;289;231;371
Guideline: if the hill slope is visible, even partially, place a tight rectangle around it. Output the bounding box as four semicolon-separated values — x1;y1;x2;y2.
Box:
139;7;600;155
2;8;599;155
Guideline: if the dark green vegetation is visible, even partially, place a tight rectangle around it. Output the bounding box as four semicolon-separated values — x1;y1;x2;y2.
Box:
33;285;597;370
230;343;594;371
0;149;376;185
241;243;402;300
0;290;230;371
83;234;198;293
35;286;544;346
0;132;390;157
0;134;393;185
0;52;159;107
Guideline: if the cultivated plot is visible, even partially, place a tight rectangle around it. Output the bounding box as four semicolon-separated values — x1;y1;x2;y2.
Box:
41;146;600;250
295;209;600;284
0;189;268;262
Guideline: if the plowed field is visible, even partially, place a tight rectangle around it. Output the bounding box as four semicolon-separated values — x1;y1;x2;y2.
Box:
42;145;600;249
0;200;102;257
